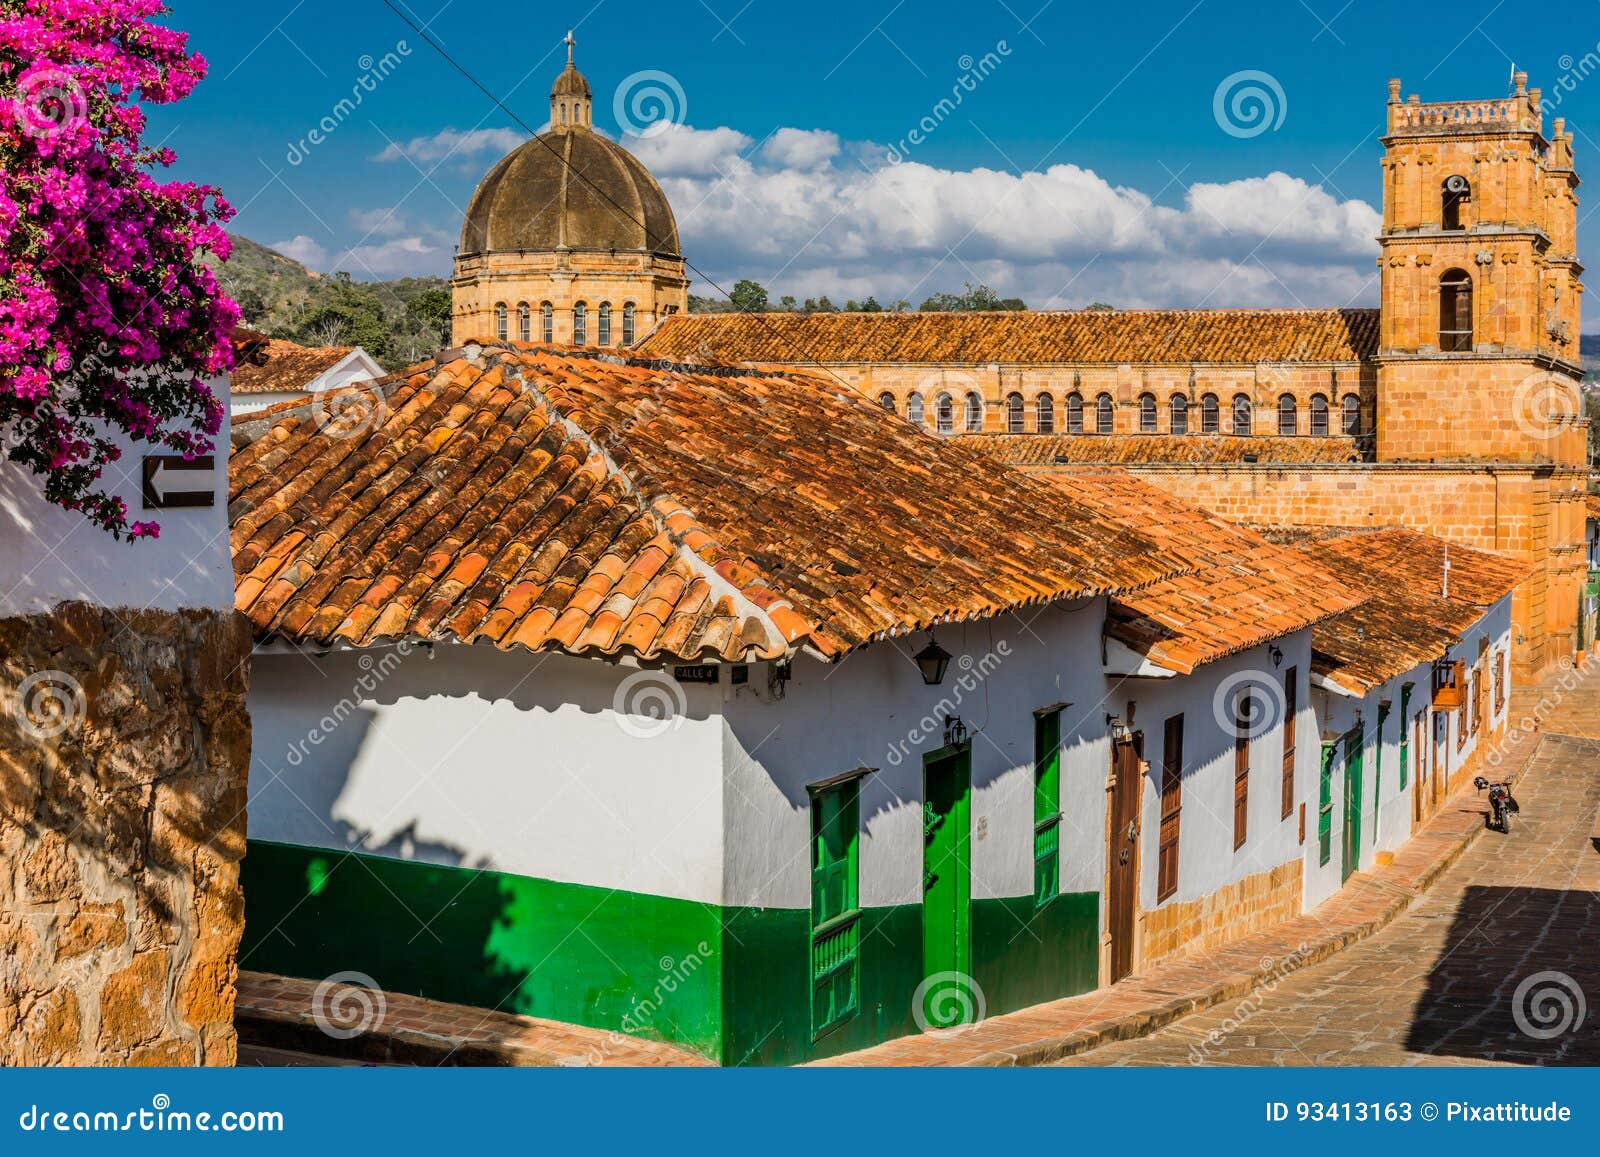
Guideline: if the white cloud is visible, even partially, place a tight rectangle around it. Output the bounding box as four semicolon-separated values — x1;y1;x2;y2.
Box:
335;236;441;278
270;235;329;270
623;124;752;177
762;128;840;170
373;127;527;166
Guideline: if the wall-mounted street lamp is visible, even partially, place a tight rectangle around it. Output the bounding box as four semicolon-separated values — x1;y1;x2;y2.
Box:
1269;643;1284;668
915;636;953;686
1106;713;1131;742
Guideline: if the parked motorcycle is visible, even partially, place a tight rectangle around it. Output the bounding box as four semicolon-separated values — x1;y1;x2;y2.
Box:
1473;775;1521;833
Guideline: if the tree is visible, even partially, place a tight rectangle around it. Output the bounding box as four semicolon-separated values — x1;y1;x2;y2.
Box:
0;0;236;538
405;287;453;352
729;278;768;313
920;282;1027;312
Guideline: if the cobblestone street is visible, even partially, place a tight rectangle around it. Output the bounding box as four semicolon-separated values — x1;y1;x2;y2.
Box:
1058;683;1600;1067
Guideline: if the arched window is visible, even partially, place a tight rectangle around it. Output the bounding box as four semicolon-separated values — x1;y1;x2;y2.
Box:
1095;392;1114;434
936;392;955;434
1006;392;1026;433
1232;393;1252;436
1442;175;1470;231
573;302;588;345
1170;394;1189;436
907;392;924;426
1036;393;1055;434
1138;392;1157;434
1309;393;1329;437
1439;269;1473;352
1341;394;1361;437
517;302;531;343
495;302;508;342
878;392;896;412
622;302;636;346
598;302;612;346
1278;394;1297;436
1066;392;1084;435
541;302;554;343
1201;393;1219;435
965;392;984;432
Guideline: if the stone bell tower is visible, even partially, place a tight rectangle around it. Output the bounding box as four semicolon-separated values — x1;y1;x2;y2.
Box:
1375;72;1585;466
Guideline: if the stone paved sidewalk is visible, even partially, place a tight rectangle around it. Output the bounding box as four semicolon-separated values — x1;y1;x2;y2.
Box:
818;667;1591;1067
234;972;712;1067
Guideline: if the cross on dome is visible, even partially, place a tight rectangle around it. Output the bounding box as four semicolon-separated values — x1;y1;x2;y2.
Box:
550;29;592;129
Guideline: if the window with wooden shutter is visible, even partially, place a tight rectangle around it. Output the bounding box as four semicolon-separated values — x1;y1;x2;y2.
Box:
1398;684;1412;790
1281;668;1297;821
809;780;861;1038
1317;743;1335;865
1234;694;1251;850
1157;714;1183;903
1032;709;1062;909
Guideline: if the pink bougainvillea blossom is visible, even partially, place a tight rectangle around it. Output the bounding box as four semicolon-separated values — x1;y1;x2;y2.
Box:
0;0;235;537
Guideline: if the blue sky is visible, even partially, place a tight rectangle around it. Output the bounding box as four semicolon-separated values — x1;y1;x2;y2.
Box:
158;0;1600;309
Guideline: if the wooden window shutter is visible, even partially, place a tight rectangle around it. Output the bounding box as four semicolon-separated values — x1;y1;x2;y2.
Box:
1280;668;1297;820
1233;695;1251;850
1157;714;1183;902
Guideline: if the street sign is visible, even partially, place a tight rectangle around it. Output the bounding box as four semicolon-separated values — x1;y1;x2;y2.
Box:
141;454;216;510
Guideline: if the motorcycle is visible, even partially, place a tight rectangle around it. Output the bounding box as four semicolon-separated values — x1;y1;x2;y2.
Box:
1473;775;1521;833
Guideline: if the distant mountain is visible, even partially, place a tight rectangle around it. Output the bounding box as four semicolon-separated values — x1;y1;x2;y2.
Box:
1582;333;1600;379
208;235;451;370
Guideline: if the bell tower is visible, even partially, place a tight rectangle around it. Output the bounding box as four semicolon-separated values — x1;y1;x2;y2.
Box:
1375;72;1585;465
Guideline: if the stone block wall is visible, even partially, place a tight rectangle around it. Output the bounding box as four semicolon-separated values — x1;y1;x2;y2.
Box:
0;604;252;1066
1139;860;1303;971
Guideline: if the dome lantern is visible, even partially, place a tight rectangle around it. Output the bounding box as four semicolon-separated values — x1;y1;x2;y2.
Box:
550;30;592;130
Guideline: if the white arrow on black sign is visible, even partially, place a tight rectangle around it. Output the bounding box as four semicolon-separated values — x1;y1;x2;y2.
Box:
141;455;216;509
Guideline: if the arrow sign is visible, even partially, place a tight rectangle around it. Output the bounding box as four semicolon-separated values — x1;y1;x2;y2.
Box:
141;455;216;510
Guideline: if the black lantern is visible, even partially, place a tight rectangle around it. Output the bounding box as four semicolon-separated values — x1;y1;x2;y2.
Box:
914;636;953;686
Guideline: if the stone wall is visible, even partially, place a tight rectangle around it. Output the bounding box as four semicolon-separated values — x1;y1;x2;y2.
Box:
1139;860;1303;970
0;604;252;1066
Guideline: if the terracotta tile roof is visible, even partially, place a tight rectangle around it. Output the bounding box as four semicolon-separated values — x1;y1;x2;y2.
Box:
1298;528;1529;610
976;434;1365;467
1036;468;1366;674
228;344;1183;663
638;309;1379;366
1288;532;1526;695
232;337;359;396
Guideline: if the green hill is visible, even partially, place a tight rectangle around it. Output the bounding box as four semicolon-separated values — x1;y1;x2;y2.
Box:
209;235;452;369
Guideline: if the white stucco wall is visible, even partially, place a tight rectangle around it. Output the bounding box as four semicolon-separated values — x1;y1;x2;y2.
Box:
719;601;1109;911
0;372;234;613
247;642;728;903
1123;636;1314;915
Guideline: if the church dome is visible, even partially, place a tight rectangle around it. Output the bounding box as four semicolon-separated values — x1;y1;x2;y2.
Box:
458;36;680;259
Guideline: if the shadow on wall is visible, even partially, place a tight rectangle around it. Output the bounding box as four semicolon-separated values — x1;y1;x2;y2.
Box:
1403;884;1599;1065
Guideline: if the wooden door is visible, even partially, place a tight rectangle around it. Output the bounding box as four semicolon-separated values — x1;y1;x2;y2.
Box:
1340;728;1363;883
1411;711;1425;826
1106;735;1144;983
921;745;971;1019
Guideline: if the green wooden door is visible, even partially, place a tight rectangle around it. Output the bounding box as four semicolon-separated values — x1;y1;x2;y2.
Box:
921;745;972;1028
1340;728;1363;883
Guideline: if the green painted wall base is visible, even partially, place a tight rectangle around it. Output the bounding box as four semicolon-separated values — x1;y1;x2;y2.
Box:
240;840;1100;1066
